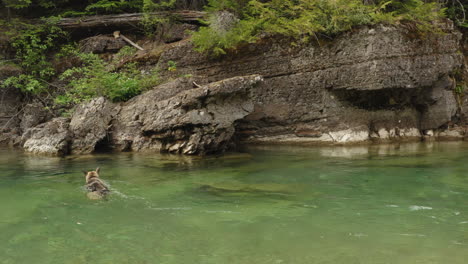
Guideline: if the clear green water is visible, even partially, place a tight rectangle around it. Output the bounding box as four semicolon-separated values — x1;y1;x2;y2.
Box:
1;142;468;264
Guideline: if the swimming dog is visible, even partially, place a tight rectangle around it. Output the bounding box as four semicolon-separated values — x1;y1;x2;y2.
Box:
84;167;109;200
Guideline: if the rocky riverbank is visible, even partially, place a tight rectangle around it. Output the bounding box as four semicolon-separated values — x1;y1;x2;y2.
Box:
1;20;468;156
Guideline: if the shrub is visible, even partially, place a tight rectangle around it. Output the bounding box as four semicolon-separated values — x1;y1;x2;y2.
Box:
192;0;447;55
444;0;468;28
57;52;160;105
1;17;66;94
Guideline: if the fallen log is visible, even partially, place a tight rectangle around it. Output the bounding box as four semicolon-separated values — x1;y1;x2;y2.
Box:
57;10;206;30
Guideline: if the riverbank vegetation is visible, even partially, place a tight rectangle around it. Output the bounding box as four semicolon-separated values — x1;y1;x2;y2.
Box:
0;0;466;110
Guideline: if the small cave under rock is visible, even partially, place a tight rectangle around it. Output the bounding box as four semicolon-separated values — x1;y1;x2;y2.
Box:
331;88;424;111
93;136;114;153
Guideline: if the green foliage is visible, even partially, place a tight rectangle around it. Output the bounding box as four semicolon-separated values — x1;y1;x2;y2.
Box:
167;60;177;71
141;0;177;33
2;74;44;93
204;0;249;14
192;0;447;56
57;52;160;105
192;16;257;56
373;0;446;31
85;0;143;14
5;0;142;17
444;0;468;28
455;84;465;94
3;0;33;9
1;18;66;94
3;0;73;9
112;46;137;63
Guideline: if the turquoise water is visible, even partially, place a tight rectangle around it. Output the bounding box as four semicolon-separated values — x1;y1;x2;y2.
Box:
0;142;467;264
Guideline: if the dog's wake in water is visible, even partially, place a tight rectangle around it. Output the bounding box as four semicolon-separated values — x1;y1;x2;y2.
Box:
83;167;110;200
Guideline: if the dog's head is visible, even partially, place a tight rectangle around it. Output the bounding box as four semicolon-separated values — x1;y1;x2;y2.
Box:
83;167;100;181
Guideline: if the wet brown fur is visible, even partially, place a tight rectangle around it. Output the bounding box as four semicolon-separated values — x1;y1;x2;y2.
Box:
84;167;109;199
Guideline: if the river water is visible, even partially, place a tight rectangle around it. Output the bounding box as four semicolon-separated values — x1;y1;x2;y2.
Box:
0;142;467;263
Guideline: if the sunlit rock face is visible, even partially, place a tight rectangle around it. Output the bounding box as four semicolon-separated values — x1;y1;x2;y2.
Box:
22;117;70;156
157;21;464;144
19;75;262;156
110;75;263;155
3;20;468;155
69;97;115;155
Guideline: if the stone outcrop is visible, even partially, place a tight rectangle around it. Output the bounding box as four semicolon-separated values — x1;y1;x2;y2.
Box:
20;103;50;132
79;36;127;54
21;117;70;156
69;97;115;154
2;21;468;155
16;75;262;155
159;23;198;44
156;21;463;144
111;75;262;154
419;76;457;130
0;65;22;146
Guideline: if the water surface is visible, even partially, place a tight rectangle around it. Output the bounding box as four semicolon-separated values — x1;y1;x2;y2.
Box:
1;142;467;263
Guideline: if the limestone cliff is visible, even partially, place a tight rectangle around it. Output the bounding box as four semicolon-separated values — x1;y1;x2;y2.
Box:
156;21;464;144
1;21;468;156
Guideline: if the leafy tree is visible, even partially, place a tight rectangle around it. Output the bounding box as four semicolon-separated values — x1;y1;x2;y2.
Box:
1;18;67;93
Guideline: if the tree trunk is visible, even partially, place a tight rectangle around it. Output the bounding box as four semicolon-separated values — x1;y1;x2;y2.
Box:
56;11;206;30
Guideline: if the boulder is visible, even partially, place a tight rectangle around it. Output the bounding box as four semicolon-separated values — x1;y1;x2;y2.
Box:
22;117;70;156
111;75;263;154
69;97;115;154
79;36;127;54
156;21;463;144
160;23;198;43
20;103;49;132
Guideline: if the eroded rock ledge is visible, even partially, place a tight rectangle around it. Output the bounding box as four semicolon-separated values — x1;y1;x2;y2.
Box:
155;21;465;145
21;75;262;156
2;21;468;156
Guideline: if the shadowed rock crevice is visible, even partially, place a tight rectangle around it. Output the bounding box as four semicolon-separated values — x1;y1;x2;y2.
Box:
331;88;423;111
93;136;114;153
